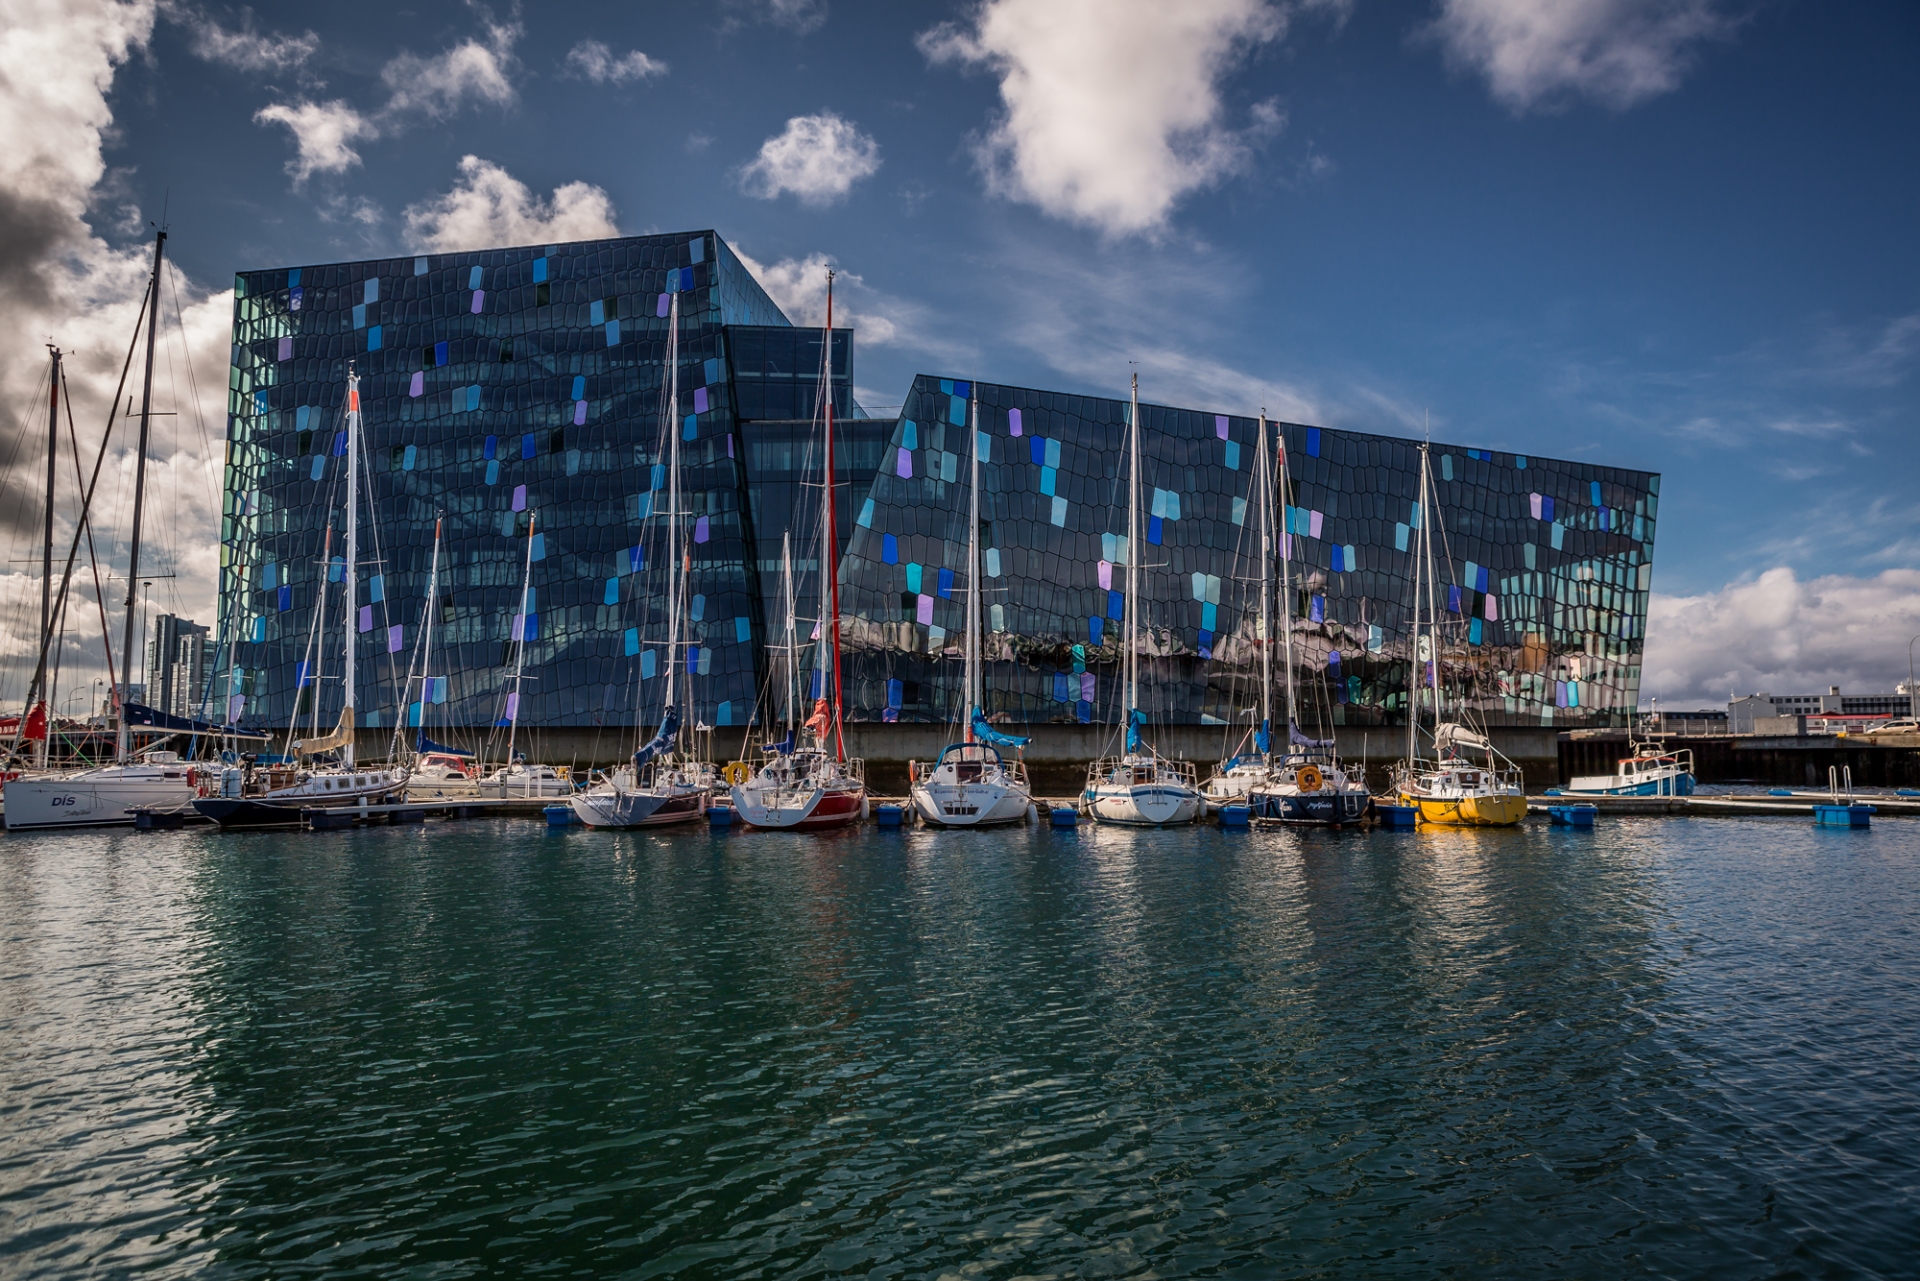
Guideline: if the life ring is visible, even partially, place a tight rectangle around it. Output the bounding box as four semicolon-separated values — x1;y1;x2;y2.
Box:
1296;764;1325;793
721;761;751;787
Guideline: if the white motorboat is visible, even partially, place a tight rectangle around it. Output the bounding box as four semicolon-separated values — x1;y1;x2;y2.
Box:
476;761;573;799
1564;741;1695;797
1084;373;1202;827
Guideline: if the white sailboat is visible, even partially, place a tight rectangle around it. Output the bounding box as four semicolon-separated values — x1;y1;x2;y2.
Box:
1245;417;1372;825
1390;442;1527;827
474;510;573;799
6;234;210;830
402;517;481;800
1203;410;1281;808
731;268;867;831
572;289;713;828
909;393;1035;828
1083;373;1203;826
194;364;408;826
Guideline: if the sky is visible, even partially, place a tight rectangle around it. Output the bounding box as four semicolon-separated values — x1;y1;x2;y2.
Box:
0;0;1916;713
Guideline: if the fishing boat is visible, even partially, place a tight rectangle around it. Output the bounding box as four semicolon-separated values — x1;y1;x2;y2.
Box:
194;365;408;826
1244;416;1372;826
1389;443;1526;827
1083;373;1203;826
1564;741;1695;796
731;269;866;831
4;235;235;830
908;394;1035;828
572;290;713;828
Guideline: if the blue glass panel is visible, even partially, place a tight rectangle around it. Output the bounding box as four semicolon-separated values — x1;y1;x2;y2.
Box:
434;340;448;366
1306;427;1320;457
1108;590;1124;621
572;375;586;399
937;567;954;598
1147;516;1163;545
604;578;619;605
881;533;898;564
484;435;497;460
521;433;535;459
533;257;547;283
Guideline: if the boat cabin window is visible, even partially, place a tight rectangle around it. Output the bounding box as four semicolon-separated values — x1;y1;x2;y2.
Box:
1458;772;1479;786
955;762;982;783
1132;767;1153;785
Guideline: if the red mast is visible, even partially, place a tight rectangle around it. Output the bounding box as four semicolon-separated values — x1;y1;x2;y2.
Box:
824;270;846;760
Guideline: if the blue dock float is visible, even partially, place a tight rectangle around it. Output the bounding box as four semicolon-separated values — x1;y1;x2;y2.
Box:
707;804;737;827
1548;804;1597;828
1376;804;1419;829
543;804;576;827
1813;804;1873;828
1218;805;1251;827
875;804;905;828
1050;806;1079;828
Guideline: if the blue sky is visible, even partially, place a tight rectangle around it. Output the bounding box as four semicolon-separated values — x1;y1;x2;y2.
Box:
2;0;1916;708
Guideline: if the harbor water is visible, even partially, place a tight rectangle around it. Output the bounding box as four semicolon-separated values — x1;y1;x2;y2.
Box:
2;818;1916;1277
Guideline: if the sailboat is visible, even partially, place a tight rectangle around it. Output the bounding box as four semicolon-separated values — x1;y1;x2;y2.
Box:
572;289;713;828
5;235;218;830
1245;417;1372;825
908;393;1036;828
1203;411;1281;808
401;518;480;799
1390;442;1527;826
1082;373;1204;826
194;364;408;826
473;511;572;799
730;268;868;831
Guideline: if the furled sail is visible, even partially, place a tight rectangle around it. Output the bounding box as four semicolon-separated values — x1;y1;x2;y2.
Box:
971;708;1029;749
1435;722;1493;755
631;705;681;769
296;706;355;754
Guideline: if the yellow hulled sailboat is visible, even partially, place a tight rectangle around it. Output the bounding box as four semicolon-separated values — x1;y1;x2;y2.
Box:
1390;443;1526;829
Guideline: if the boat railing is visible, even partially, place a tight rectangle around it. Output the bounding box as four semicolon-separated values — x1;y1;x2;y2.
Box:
1085;757;1198;787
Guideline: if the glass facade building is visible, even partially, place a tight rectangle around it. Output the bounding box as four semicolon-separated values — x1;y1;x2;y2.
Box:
221;231;1658;743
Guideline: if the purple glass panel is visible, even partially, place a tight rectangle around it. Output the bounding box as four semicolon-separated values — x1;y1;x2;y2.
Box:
1009;408;1023;437
470;290;484;314
694;515;710;543
388;625;403;653
916;594;934;625
573;400;587;426
409;371;423;397
896;447;912;478
358;604;373;633
693;387;709;414
512;484;527;512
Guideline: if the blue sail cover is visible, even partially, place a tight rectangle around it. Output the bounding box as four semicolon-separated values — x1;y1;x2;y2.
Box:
766;730;795;755
632;705;681;769
1125;707;1147;752
416;733;473;757
1256;719;1271;754
971;708;1030;749
1289;723;1335;748
124;701;267;740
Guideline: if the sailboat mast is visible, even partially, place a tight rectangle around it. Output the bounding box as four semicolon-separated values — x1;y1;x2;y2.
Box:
342;366;360;770
310;524;331;744
1278;423;1296;738
663;290;681;737
115;230;165;764
1126;373;1140;730
781;531;796;736
1421;446;1444;735
965;394;980;742
33;348;60;769
1255;411;1272;754
822;270;845;759
505;511;536;769
415;517;443;754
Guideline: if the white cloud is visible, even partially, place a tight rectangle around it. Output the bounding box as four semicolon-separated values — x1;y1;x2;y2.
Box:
723;0;828;36
402;156;619;253
380;19;519;120
253;100;376;184
0;0;231;704
180;9;318;73
1429;0;1733;113
738;112;881;206
1641;568;1920;706
917;0;1299;236
563;39;666;84
732;248;899;346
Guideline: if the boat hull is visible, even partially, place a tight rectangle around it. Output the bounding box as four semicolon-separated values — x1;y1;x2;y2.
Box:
4;770;196;832
1086;783;1204;826
730;783;865;831
570;786;708;829
909;781;1032;827
1247;788;1373;826
1400;792;1528;827
1563;772;1695;797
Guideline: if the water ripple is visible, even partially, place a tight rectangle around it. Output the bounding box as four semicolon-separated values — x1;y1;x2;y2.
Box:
1;817;1916;1276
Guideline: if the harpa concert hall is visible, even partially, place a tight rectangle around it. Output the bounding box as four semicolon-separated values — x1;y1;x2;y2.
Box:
220;229;1659;771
